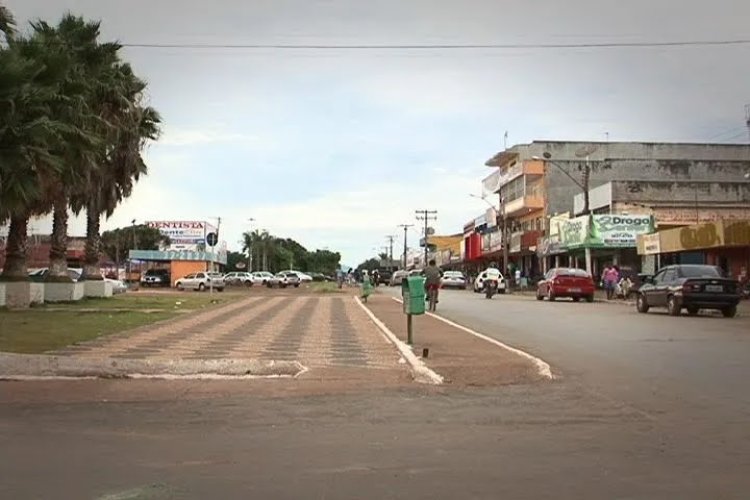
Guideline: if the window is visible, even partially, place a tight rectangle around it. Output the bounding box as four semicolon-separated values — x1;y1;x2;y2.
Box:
678;265;721;278
661;270;676;284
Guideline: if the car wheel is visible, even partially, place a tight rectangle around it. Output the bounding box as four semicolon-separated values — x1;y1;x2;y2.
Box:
585;295;594;303
572;296;581;302
245;280;252;287
536;290;544;301
636;294;649;313
686;306;699;316
176;283;183;291
547;289;556;302
217;287;224;293
198;283;206;292
499;289;506;294
667;295;680;316
294;284;300;288
721;305;737;318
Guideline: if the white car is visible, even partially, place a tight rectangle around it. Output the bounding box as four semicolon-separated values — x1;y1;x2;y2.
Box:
441;271;468;290
251;271;275;286
275;271;301;288
175;272;225;292
473;270;507;293
224;271;254;287
281;270;312;282
106;278;128;294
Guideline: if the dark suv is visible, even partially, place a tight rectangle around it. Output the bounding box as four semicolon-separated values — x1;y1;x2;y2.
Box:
140;269;171;287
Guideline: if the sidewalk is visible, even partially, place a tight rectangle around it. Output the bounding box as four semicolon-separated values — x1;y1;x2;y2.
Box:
364;295;550;387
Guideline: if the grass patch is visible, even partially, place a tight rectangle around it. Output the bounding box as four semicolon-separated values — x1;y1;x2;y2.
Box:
40;292;240;312
0;309;176;354
310;282;345;294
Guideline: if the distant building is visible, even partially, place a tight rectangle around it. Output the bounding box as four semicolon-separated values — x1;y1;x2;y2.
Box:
476;141;750;277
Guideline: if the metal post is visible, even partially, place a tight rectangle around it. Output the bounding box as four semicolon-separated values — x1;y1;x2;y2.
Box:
407;314;413;345
398;224;414;269
501;194;509;275
415;210;438;267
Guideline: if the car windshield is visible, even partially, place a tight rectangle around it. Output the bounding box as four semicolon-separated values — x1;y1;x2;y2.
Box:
557;268;590;278
679;266;722;278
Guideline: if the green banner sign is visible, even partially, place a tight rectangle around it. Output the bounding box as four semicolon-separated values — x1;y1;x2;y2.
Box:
561;215;654;249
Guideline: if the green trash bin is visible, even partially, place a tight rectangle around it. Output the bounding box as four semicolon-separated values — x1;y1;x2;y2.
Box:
402;276;426;315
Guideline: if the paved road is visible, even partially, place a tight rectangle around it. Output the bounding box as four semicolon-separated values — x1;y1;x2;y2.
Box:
427;289;750;424
3;290;750;499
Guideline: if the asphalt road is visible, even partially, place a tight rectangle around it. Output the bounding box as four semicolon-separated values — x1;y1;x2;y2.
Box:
2;290;750;499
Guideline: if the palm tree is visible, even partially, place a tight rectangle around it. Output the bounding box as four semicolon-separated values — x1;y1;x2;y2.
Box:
0;37;68;283
71;62;161;280
24;16;112;281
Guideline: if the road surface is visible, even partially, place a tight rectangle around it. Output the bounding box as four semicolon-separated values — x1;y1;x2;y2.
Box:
2;290;749;499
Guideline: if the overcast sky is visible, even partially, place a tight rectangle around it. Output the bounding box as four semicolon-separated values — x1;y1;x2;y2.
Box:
7;0;750;266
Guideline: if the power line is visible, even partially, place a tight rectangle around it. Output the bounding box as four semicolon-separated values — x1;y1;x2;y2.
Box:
120;38;750;51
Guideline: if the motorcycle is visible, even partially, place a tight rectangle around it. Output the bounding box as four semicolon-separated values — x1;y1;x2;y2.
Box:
484;279;498;299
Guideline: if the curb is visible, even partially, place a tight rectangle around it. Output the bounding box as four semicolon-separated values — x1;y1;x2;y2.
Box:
354;297;443;385
0;353;305;380
390;297;555;380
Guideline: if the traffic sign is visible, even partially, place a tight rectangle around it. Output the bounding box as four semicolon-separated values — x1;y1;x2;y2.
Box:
206;232;218;247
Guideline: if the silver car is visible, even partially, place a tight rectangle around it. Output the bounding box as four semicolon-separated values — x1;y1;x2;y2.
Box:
389;270;408;286
175;272;225;292
224;271;254;287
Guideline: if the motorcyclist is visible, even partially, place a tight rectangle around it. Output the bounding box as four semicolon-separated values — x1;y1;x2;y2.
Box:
483;262;502;293
423;259;442;307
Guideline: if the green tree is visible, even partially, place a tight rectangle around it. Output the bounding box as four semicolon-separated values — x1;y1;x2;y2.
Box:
0;35;68;283
72;60;161;280
224;251;247;272
357;258;381;273
100;224;170;266
306;249;341;275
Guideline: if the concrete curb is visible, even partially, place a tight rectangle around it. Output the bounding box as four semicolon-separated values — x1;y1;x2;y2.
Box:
390;297;555;380
354;297;444;385
0;353;305;380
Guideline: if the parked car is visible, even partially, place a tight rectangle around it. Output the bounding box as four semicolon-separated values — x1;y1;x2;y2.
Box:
175;272;225;292
28;267;82;282
389;270;408;286
636;264;740;317
473;271;507;294
309;273;334;282
251;271;275;286
275;271;301;288
140;269;171;288
224;271;254;287
106;278;128;294
281;270;312;283
536;268;595;302
441;271;468;289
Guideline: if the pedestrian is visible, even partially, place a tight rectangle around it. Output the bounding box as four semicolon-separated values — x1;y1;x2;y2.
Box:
372;269;380;287
361;270;373;303
603;265;620;300
514;268;522;289
336;266;345;289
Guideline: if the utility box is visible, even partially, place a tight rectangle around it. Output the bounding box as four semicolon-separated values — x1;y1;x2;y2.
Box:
402;276;426;315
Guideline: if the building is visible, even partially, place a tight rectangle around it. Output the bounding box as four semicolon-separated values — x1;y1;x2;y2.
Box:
637;219;750;279
481;141;750;278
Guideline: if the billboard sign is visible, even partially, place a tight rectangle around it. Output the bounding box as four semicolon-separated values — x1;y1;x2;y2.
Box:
146;220;217;250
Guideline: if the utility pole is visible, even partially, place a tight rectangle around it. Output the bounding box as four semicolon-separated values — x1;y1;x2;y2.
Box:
415;210;438;267
385;235;396;268
500;194;509;275
397;224;414;270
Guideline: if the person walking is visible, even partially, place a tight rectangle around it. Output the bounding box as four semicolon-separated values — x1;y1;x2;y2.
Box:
603;265;620;300
361;270;373;303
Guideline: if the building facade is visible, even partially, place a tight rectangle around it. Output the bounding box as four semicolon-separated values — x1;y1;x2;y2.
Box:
480;141;750;279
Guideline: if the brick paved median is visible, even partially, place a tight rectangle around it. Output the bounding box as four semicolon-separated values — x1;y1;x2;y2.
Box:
52;295;405;375
364;295;548;387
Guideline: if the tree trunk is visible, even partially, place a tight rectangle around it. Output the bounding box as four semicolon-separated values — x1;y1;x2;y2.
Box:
1;214;30;281
47;194;71;281
82;202;103;281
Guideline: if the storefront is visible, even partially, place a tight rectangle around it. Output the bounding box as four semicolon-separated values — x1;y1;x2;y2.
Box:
561;214;655;278
128;249;228;287
637;220;750;280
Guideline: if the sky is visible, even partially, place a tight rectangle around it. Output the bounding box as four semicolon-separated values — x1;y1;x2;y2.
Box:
6;0;750;266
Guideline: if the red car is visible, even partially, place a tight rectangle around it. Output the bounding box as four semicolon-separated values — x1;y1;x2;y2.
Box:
536;267;595;302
